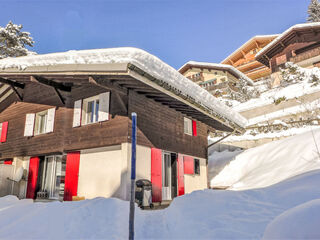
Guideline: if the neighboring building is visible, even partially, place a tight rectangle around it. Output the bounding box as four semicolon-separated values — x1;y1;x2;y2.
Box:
221;35;278;81
178;61;253;98
256;22;320;86
0;48;245;203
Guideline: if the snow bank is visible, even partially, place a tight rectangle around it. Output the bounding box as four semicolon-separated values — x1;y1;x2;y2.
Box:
142;170;320;239
208;149;243;181
211;129;320;190
0;47;247;129
0;197;130;239
263;199;320;240
2;168;320;239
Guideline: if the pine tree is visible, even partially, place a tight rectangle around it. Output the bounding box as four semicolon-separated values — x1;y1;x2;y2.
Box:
0;21;35;59
307;0;320;22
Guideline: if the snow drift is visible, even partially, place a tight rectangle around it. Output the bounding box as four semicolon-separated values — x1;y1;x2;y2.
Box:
1;170;320;239
211;129;320;190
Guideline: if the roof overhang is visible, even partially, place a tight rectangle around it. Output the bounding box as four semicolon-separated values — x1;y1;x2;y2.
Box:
256;23;320;66
0;63;245;133
221;35;279;64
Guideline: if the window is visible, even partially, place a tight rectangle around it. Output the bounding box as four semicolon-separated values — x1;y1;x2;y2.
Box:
34;110;48;135
82;96;100;125
195;159;200;175
24;108;55;137
184;117;192;135
73;92;110;128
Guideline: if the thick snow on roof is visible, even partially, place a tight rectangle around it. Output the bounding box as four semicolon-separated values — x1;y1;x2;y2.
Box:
221;34;279;63
178;60;254;85
256;22;320;59
0;47;247;129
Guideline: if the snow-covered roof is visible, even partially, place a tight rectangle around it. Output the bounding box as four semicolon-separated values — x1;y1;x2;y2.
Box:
178;61;254;86
221;34;279;63
0;47;247;130
256;22;320;60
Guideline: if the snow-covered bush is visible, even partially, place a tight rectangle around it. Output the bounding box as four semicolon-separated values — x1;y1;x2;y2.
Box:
307;0;320;22
280;62;320;87
0;21;35;59
225;78;260;103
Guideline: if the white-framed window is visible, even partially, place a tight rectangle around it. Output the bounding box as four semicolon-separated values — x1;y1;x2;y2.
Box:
34;110;48;135
82;95;100;125
24;108;56;137
184;117;192;135
73;92;110;128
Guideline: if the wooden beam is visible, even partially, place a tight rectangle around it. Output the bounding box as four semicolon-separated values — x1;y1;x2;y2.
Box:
114;92;128;114
254;40;259;49
31;76;72;92
10;86;23;101
0;77;25;89
54;88;65;105
89;76;127;95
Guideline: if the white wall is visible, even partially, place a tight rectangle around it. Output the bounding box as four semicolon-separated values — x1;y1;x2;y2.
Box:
77;145;124;199
184;157;208;194
77;144;152;201
12;157;30;199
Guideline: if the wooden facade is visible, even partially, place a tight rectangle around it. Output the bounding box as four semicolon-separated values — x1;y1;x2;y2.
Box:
221;35;278;81
0;76;208;159
256;23;320;72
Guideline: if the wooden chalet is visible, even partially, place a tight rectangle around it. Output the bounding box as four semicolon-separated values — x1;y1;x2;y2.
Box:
0;48;245;203
256;23;320;85
221;35;278;81
178;61;253;98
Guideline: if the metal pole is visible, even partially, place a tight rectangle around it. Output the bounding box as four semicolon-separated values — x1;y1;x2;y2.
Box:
129;112;137;240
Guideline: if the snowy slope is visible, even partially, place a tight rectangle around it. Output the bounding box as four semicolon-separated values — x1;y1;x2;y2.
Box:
0;47;247;129
211;129;320;190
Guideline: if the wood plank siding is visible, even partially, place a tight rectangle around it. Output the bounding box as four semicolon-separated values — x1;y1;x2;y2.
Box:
0;77;208;159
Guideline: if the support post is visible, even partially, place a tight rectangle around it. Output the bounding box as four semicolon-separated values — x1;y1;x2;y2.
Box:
129;112;137;240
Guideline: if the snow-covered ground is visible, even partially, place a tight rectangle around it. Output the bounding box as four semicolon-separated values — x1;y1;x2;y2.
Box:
1;130;320;239
211;128;320;190
226;64;320;113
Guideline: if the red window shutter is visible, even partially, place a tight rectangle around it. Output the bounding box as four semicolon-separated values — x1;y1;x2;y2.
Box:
151;148;162;202
1;121;8;143
183;156;194;175
177;154;185;196
64;152;80;201
192;120;197;136
26;157;40;199
4;160;12;165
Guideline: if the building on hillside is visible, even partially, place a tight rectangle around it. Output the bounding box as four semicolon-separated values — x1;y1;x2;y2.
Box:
0;48;245;203
178;61;254;98
221;35;278;81
256;22;320;86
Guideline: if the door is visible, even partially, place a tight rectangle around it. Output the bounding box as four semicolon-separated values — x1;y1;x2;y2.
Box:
162;152;172;201
41;155;62;199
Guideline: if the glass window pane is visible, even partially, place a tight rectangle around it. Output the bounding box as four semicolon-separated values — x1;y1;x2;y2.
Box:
95;100;99;122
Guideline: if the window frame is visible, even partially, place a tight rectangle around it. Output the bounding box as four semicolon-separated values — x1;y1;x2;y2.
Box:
82;95;100;125
184;117;193;135
34;110;49;136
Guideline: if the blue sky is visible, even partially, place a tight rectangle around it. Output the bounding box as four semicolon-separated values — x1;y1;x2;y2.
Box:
1;0;309;69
